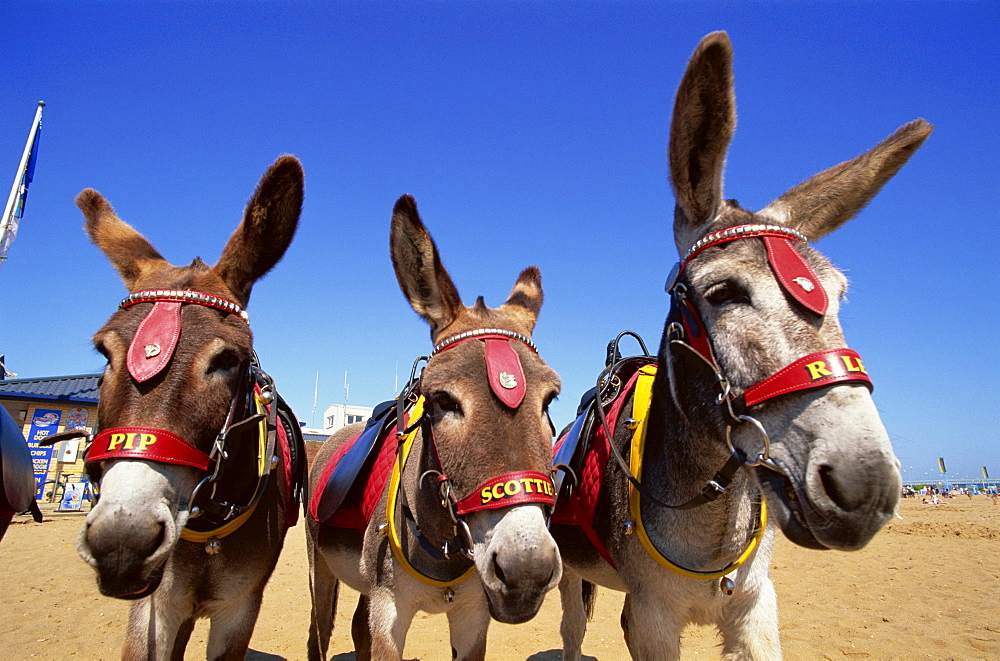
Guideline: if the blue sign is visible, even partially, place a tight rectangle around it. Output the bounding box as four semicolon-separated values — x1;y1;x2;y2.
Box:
27;408;62;500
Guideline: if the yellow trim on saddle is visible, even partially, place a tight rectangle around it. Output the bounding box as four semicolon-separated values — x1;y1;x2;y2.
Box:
627;364;767;579
386;397;475;588
180;394;269;543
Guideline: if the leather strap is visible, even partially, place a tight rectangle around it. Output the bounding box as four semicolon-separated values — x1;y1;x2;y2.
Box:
739;348;872;409
454;471;555;514
88;427;211;470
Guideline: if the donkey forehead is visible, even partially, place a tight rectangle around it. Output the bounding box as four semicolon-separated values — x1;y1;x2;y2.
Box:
95;299;253;355
422;340;559;394
687;227;848;298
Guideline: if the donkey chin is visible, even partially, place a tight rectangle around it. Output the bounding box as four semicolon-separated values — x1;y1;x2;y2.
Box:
469;505;563;624
77;461;196;599
748;385;902;552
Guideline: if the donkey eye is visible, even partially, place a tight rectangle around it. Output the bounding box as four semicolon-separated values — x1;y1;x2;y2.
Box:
431;391;463;415
209;349;241;374
704;281;748;306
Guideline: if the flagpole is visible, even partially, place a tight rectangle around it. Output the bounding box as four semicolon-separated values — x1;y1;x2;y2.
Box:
0;101;45;265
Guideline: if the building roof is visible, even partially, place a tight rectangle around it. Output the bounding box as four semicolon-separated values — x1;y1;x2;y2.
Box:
0;373;101;403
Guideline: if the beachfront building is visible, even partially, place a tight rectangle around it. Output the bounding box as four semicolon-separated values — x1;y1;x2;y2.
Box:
0;373;100;504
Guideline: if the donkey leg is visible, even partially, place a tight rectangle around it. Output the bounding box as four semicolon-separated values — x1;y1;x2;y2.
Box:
352;595;373;661
718;576;782;660
445;595;490;661
558;570;588;660
308;554;341;661
620;592;683;661
122;593;192;661
204;590;266;661
367;585;418;660
170;617;195;661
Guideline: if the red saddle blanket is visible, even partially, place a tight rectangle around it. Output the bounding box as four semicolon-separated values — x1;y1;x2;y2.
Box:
551;366;646;568
309;422;400;531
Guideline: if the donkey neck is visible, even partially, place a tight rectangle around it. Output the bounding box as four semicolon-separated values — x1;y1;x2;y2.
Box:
630;356;762;570
395;432;475;579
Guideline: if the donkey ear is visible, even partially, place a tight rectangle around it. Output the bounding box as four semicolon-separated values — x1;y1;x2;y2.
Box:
761;120;933;240
501;266;544;335
669;31;736;251
215;155;303;305
389;194;463;334
77;189;168;290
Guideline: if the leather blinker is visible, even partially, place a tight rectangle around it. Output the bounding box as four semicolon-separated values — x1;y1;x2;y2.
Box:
484;338;526;409
763;236;828;316
127;301;182;382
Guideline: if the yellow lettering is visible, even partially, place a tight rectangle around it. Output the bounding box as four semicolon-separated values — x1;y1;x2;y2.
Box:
137;433;157;451
108;433;127;451
504;480;521;497
519;478;534;493
805;361;833;380
841;355;866;374
481;486;493;506
492;483;505;501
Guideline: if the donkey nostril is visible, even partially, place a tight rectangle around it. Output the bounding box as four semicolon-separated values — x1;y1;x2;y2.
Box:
493;554;508;586
818;463;866;512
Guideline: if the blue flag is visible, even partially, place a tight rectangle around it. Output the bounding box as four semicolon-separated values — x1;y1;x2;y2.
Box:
13;123;40;219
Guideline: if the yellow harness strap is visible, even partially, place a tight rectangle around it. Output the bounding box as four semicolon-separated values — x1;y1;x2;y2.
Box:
180;394;270;543
387;397;475;587
627;364;767;579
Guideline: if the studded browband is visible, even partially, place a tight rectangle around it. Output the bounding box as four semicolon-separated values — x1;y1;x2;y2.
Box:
120;290;249;324
432;328;537;355
431;328;537;410
666;223;872;413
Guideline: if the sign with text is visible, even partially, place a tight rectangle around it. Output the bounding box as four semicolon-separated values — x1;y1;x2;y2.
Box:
27;408;62;500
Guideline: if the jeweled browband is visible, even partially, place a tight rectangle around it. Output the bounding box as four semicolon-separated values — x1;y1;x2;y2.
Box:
120;289;249;324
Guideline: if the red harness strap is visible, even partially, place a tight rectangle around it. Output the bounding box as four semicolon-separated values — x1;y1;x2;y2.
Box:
453;471;555;514
741;348;871;408
88;427;211;470
552;367;647;569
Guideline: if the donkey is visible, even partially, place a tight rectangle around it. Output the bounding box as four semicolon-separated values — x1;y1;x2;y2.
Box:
306;194;562;660
553;32;931;659
71;155;306;660
1;405;36;541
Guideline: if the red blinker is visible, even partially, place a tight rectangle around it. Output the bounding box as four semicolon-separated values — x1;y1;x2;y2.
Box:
484;338;527;409
127;301;182;382
762;236;828;316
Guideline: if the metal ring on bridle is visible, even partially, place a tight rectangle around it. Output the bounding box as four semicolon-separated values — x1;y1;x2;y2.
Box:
726;415;773;467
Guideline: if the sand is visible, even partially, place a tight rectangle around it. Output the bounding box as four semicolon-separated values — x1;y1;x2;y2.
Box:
1;496;997;660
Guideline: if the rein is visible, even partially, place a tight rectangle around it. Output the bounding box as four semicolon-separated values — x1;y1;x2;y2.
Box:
85;289;290;553
384;328;556;588
565;224;875;584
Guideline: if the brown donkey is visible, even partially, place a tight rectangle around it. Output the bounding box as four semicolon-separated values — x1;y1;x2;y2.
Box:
72;155;306;659
554;32;931;659
307;195;562;660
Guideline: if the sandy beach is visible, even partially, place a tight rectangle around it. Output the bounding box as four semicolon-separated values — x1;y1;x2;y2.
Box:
1;495;997;659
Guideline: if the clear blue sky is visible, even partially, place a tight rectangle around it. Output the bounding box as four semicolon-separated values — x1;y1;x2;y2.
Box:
2;2;996;484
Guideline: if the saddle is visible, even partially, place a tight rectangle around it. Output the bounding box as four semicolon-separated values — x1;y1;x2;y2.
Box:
551;356;656;568
1;406;37;518
310;401;408;531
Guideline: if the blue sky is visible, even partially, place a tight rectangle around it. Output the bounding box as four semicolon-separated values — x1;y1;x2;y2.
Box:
1;1;996;484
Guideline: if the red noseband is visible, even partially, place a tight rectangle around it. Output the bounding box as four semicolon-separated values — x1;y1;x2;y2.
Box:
88;427;211;470
454;471;556;515
668;224;872;411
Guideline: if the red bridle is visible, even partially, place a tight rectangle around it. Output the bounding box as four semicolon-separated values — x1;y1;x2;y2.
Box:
88;290;252;471
665;223;873;419
425;329;555;513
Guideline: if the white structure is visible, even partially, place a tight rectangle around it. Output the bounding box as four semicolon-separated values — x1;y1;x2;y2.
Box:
323;403;374;435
